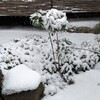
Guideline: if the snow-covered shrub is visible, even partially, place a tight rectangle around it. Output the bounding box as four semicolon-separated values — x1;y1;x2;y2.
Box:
43;9;73;87
0;35;100;96
53;39;99;82
43;9;70;32
30;10;47;29
30;9;71;31
42;9;70;65
80;41;100;61
30;9;71;84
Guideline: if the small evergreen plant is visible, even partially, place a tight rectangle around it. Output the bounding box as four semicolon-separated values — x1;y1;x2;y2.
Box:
30;9;71;82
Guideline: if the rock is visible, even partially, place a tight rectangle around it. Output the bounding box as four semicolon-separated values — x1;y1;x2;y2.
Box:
2;64;42;95
3;82;44;100
0;70;3;93
70;26;92;33
93;23;100;34
0;70;5;100
0;70;3;88
1;64;44;100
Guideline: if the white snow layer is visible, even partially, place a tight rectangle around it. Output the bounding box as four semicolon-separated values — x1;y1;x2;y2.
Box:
70;20;100;28
42;70;100;100
95;62;100;70
2;64;41;95
0;27;99;45
0;27;100;96
43;9;70;32
0;22;100;97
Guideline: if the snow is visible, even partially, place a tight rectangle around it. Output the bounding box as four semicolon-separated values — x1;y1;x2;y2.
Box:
0;27;99;45
0;27;48;44
70;20;100;28
30;9;70;32
2;64;41;95
0;26;100;96
43;9;70;32
0;18;100;98
42;70;100;100
60;32;98;45
95;62;100;70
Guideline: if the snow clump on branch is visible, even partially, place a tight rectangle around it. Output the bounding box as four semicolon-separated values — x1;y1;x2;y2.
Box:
30;9;71;31
43;9;70;32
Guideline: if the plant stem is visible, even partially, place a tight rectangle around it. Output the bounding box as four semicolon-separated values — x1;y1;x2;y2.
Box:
56;32;60;68
48;32;57;67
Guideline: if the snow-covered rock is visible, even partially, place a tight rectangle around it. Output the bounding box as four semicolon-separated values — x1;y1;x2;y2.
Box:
70;21;100;28
2;64;41;95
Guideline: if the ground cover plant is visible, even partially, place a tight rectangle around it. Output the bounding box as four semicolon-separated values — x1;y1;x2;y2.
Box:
0;35;100;95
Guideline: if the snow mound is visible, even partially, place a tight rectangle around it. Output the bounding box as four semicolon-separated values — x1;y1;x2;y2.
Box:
2;64;41;95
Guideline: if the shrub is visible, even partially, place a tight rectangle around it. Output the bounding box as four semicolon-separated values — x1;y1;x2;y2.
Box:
29;9;100;95
43;9;70;32
30;10;47;29
0;36;100;95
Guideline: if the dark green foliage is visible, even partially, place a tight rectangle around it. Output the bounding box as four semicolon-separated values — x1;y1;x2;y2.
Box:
30;10;47;29
67;79;75;85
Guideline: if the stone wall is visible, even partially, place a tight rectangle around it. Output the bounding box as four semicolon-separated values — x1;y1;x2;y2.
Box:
53;0;100;12
0;0;51;16
0;0;100;16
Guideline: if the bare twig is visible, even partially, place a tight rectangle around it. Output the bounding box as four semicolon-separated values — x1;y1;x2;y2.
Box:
67;46;100;55
56;32;60;68
48;32;57;68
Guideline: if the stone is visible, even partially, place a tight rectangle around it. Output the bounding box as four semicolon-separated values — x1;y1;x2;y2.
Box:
0;67;44;100
0;70;5;100
0;70;3;88
2;83;44;100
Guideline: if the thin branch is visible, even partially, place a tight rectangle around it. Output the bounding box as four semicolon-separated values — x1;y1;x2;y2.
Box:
67;46;100;54
48;32;57;67
56;32;60;68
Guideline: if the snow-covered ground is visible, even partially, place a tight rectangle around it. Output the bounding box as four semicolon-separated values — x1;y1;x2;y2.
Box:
70;20;100;28
0;26;99;45
42;69;100;100
0;27;47;44
0;19;100;100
